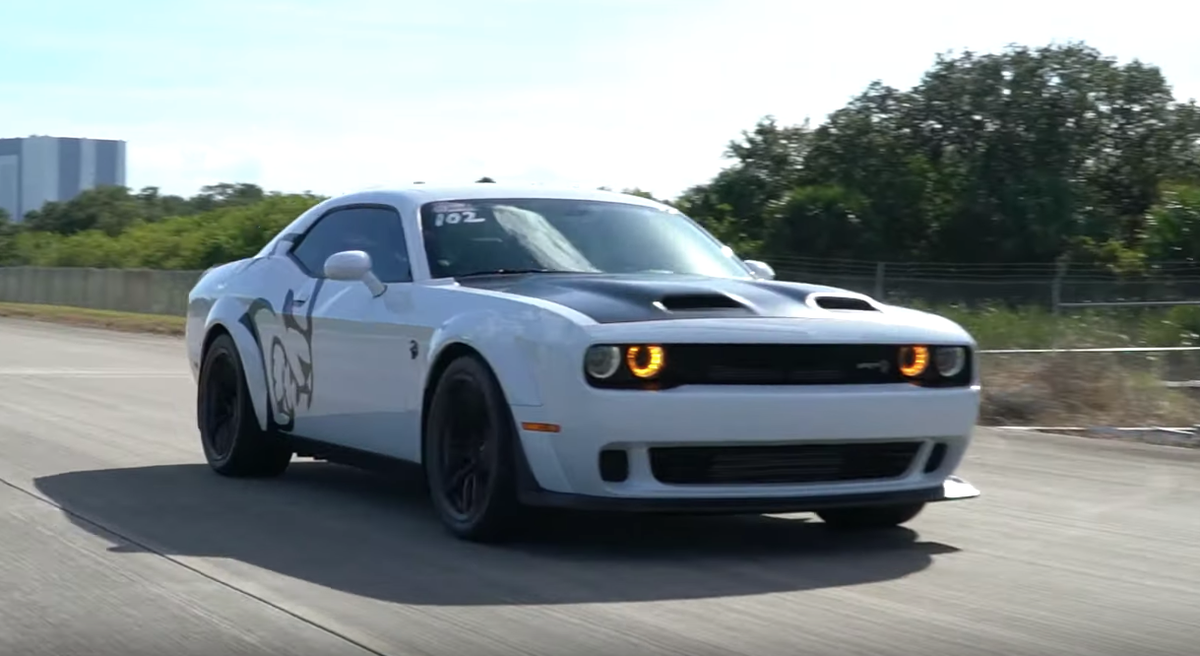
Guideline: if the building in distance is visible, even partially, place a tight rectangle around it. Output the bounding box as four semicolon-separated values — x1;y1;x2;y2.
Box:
0;135;127;222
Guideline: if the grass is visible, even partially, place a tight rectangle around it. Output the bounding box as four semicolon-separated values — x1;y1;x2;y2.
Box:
931;302;1200;429
922;302;1200;350
2;298;1197;430
979;351;1200;427
0;301;185;336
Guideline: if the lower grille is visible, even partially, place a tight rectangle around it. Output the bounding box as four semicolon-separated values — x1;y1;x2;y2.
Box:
668;344;904;386
648;442;921;485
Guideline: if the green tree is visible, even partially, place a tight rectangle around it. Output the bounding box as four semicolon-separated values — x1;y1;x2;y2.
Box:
1142;183;1200;261
0;208;17;264
22;185;151;236
11;192;325;270
669;42;1200;267
676;116;812;252
189;183;266;212
799;42;1200;263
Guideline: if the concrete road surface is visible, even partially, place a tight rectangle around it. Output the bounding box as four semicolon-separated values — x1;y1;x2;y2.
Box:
0;318;1198;656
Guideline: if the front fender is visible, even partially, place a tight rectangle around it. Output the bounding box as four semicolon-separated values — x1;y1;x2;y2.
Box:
204;294;273;431
425;306;584;408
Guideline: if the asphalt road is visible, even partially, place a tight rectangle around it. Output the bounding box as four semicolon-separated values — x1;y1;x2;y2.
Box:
1;318;1198;656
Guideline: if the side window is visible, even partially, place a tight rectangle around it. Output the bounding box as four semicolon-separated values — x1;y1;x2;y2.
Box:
290;206;412;283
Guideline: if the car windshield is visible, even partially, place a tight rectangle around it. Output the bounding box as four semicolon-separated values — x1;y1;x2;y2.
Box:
418;197;752;279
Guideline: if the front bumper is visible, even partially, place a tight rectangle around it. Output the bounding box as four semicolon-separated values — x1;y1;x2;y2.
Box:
511;382;981;503
519;475;980;513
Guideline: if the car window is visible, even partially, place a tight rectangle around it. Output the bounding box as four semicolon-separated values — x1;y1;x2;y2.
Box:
291;206;412;283
418;198;750;279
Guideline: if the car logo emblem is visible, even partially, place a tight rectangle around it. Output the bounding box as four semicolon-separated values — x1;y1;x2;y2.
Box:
856;360;889;373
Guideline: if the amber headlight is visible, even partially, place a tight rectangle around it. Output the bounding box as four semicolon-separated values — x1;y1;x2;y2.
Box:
898;345;930;378
625;345;665;379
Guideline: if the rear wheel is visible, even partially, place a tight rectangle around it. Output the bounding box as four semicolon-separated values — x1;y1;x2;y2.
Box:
423;354;524;542
197;333;293;477
817;502;926;530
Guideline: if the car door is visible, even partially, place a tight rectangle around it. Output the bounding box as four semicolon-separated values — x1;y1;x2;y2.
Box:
283;204;423;457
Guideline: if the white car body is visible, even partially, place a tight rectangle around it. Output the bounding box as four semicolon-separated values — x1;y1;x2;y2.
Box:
186;184;980;519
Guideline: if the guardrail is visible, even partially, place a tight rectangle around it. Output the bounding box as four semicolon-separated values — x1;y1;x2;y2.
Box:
0;266;203;316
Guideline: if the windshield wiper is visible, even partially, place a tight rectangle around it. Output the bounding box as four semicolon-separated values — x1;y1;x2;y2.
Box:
454;268;583;278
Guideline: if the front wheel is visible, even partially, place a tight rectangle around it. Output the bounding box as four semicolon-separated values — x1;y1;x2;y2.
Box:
817;502;926;530
197;333;293;478
423;354;525;542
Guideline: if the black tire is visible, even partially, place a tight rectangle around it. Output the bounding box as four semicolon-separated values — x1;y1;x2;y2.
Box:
197;333;293;478
423;354;524;542
817;502;926;530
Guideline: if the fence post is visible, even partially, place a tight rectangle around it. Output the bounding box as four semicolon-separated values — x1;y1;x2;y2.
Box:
874;262;886;299
1051;260;1069;351
1051;260;1067;315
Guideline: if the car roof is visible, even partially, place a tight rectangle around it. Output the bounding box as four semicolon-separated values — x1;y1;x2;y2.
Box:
331;184;669;209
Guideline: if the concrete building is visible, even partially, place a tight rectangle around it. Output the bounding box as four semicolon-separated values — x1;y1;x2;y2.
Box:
0;135;127;222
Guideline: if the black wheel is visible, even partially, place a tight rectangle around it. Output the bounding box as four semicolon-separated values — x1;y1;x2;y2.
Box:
817;502;926;530
423;354;524;542
197;333;293;478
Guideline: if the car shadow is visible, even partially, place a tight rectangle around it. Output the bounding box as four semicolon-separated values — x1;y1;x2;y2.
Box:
33;460;960;606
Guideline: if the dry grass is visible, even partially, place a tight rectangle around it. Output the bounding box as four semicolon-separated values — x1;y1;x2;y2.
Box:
979;351;1200;427
0;302;185;336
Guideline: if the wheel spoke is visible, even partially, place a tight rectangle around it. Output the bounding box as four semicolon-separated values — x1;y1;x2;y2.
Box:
436;374;499;520
460;472;478;514
444;457;474;497
213;419;234;454
467;462;488;511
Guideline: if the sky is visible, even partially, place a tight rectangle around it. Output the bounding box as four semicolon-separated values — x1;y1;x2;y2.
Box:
3;0;1199;201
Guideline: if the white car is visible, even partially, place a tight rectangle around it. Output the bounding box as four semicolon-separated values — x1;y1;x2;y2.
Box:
185;184;981;542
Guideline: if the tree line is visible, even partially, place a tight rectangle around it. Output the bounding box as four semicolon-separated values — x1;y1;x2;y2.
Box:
1;41;1199;273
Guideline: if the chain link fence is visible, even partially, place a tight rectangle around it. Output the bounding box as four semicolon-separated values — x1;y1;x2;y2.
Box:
768;256;1200;431
4;259;1200;430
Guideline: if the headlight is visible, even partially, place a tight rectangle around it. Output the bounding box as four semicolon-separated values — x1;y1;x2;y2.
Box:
898;345;930;377
584;345;622;379
625;345;665;379
934;346;966;377
583;344;667;386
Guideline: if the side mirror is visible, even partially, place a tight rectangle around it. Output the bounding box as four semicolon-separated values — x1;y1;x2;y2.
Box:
744;259;776;281
324;250;386;296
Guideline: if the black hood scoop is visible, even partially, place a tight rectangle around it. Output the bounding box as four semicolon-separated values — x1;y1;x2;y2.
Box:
454;273;881;324
656;293;747;312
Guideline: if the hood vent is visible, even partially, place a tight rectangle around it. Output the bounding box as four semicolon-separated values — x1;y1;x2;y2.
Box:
657;293;745;312
812;295;878;312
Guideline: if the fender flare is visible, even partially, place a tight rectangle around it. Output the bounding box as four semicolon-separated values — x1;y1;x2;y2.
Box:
424;310;547;408
203;295;273;431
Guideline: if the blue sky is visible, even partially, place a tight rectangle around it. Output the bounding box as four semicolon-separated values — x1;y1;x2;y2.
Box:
3;0;1199;200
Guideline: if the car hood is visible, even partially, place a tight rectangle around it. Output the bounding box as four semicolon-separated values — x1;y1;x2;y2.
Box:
454;272;893;324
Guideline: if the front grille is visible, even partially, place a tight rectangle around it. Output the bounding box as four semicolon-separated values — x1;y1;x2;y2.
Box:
649;441;921;485
668;344;908;386
584;343;974;389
